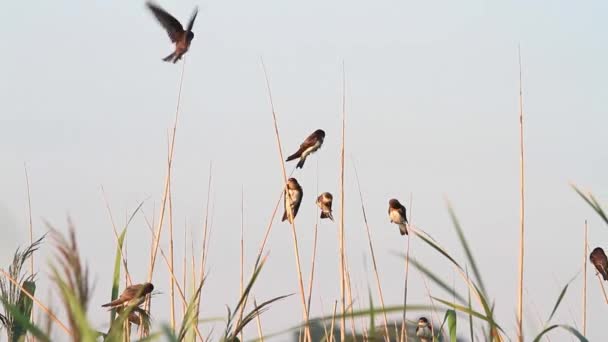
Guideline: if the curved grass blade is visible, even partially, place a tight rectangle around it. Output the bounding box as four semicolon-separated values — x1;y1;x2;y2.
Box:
408;258;466;303
571;185;608;225
110;227;128;322
447;204;487;297
547;283;569;323
415;232;462;269
532;324;588;342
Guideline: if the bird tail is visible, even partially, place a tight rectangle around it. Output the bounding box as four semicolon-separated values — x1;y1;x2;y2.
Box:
601;268;608;281
101;299;121;308
286;150;301;162
320;211;334;221
162;52;175;62
296;157;306;169
399;223;408;236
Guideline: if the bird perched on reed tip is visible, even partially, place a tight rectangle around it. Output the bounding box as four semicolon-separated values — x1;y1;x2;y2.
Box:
146;1;198;63
316;192;334;221
286;129;325;169
388;198;408;235
416;317;433;342
590;247;608;281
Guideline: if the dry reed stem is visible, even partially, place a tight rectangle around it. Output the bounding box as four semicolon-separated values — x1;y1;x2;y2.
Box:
329;300;338;342
306;161;320;317
0;269;72;337
197;162;213;317
344;260;357;340
237;187;246;341
352;159;390;341
141;211;204;340
401;194;413;342
23;164;35;342
595;274;608;304
260;58;311;342
168;179;176;330
254;298;265;342
147;58;187;284
183;222;188;317
582;220;587;336
418;262;446;339
338;61;347;342
516;45;525;342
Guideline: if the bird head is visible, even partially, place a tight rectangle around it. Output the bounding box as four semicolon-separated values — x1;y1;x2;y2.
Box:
388;198;401;208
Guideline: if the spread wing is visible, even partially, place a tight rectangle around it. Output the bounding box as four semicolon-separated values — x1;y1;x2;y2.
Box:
147;2;184;42
186;7;199;33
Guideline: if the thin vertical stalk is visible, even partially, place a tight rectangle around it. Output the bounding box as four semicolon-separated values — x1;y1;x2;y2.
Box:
237;187;246;341
338;60;347;342
147;59;187;284
197;162;213;315
583;220;587;336
254;298;265;342
306;160;320;316
516;45;525;342
24;164;34;341
401;194;413;342
352;160;390;341
168;179;176;330
329;301;338;342
260;58;311;342
183;221;188;317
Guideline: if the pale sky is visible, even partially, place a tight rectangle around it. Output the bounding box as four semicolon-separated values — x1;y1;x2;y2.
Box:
1;0;608;340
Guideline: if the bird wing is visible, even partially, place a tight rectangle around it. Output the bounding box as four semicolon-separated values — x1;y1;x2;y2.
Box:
185;7;199;33
146;2;184;42
398;205;408;223
300;132;320;149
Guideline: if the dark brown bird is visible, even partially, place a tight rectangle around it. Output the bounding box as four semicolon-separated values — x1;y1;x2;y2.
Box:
286;129;325;169
282;178;303;224
590;247;608;281
146;1;198;63
101;283;154;308
316;192;334;221
388;198;408;235
416;317;433;342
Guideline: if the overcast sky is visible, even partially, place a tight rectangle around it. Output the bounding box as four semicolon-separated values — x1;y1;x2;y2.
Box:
1;0;608;340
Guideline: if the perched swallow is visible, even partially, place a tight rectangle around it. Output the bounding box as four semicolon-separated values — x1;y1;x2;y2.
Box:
416;317;433;342
590;247;608;281
101;283;154;308
316;192;334;221
282;178;303;224
146;1;198;63
388;198;408;235
285;129;325;169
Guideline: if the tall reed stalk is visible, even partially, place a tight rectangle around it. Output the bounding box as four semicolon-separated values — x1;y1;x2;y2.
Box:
516;46;526;342
260;58;311;342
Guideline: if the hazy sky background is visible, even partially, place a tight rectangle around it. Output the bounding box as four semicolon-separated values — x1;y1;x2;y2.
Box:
1;0;607;340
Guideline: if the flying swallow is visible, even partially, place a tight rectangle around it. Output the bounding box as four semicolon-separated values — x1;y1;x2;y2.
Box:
416;317;433;342
282;178;303;224
101;283;154;308
146;1;198;63
316;192;334;221
286;129;325;169
388;198;408;235
590;247;608;281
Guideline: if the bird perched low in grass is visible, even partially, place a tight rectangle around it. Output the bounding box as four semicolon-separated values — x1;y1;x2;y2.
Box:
102;283;154;308
282;178;303;224
316;192;334;221
286;129;325;169
416;317;433;342
146;1;198;63
590;247;608;281
388;198;408;235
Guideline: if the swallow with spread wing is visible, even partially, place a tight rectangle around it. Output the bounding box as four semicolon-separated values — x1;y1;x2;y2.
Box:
146;1;198;63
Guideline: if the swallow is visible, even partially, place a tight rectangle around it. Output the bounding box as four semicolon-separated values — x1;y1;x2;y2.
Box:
388;198;408;235
285;129;325;169
590;247;608;281
146;1;199;63
101;283;154;308
316;192;334;221
282;178;303;224
416;317;433;342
